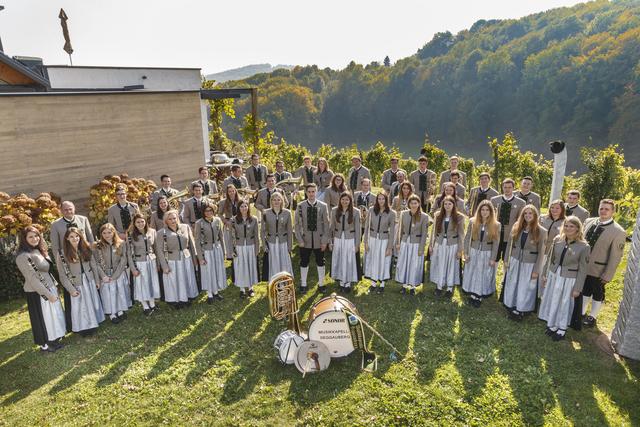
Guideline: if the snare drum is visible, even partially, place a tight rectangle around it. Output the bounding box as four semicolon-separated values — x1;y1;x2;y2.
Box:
307;294;358;358
273;330;305;364
294;340;331;374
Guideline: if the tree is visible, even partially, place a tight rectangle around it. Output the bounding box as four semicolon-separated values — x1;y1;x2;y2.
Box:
239;114;275;155
384;56;391;67
202;79;236;152
581;144;626;214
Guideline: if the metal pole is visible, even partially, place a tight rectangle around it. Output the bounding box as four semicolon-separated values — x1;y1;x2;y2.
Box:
68;53;73;66
251;87;258;154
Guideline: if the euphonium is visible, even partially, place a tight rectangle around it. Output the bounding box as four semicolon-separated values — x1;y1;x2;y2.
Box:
167;186;190;210
268;271;302;335
275;176;303;189
237;187;257;198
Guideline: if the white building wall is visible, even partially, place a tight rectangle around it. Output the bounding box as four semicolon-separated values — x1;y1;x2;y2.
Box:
45;66;202;91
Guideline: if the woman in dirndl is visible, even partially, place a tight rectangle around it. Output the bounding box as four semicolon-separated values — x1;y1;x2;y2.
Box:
218;184;241;260
502;205;547;320
15;226;67;352
260;192;293;280
429;195;466;298
462;200;500;307
395;195;430;296
325;173;347;211
313;157;333;203
59;227;105;336
538;199;566;297
363;192;395;294
155;210;199;309
127;213;160;315
150;195;170;230
231;200;260;299
539;216;590;341
330;191;361;293
94;223;132;324
195;203;227;304
431;182;465;215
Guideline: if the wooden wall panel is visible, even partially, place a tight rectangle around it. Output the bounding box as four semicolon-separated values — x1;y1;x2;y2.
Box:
0;91;205;212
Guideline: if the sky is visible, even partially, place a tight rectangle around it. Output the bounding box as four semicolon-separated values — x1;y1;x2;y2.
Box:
1;0;586;74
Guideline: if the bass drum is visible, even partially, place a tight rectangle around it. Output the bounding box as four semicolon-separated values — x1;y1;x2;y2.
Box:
273;330;305;365
294;340;331;374
307;294;358;358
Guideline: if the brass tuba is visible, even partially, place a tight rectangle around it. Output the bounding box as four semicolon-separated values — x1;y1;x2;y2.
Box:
167;186;190;210
268;271;302;335
275;176;303;189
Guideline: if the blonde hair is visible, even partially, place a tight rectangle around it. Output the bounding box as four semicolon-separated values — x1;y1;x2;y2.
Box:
558;215;586;242
163;210;181;226
269;192;285;210
471;200;500;242
511;205;541;243
95;222;124;255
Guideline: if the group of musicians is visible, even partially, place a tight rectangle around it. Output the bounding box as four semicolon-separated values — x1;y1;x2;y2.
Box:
16;153;627;352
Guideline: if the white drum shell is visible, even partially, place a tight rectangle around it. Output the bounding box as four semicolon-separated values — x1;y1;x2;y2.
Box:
308;310;355;358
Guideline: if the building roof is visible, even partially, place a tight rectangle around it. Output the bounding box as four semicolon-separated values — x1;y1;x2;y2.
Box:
0;51;50;89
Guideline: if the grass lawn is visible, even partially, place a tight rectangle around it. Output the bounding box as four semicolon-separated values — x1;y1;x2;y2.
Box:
1;248;640;425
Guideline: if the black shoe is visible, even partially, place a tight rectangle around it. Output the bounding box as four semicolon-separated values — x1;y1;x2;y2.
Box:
240;291;246;299
552;333;565;341
184;300;192;307
299;286;307;294
110;316;121;324
345;286;352;294
545;327;554;336
147;307;157;316
401;287;407;295
410;288;416;296
143;308;151;316
40;345;57;353
471;298;481;308
51;341;65;350
318;286;327;294
445;290;453;299
207;297;214;305
435;289;443;297
248;289;255;297
377;287;384;294
214;294;224;301
508;311;521;321
119;311;127;320
583;315;596;327
368;285;377;294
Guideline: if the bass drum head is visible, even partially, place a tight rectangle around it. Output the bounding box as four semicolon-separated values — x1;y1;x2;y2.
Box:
273;330;305;365
294;340;331;374
308;294;358;323
308;310;355;358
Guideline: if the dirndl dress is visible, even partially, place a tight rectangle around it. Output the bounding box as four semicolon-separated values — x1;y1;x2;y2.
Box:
429;238;460;290
267;237;293;278
164;253;198;302
503;259;538;313
26;290;66;345
461;247;496;298
395;238;424;286
99;274;131;314
331;232;358;283
71;272;105;333
201;242;227;293
132;256;161;301
538;270;576;332
364;236;391;281
233;244;259;289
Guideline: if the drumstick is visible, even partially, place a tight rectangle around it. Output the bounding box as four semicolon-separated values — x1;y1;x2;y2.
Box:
302;352;313;378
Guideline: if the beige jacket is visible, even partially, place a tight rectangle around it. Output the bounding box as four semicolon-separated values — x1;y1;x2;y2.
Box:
466;187;499;216
154;224;198;270
363;208;396;251
583;218;626;282
409;169;437;202
93;242;128;281
107;202;140;234
463;219;500;259
565;204;590;224
505;226;547;275
539;215;564;253
16;251;58;299
397;210;431;252
431;196;465;216
194;217;226;262
191;179;219;196
222;175;249;193
440;169;467;187
294;199;330;248
491;195;526;241
50;215;94;256
181;197;207;226
515;191;541;211
151;187;179;208
347;166;372;192
293;165;317;185
330;207;362;243
543;238;590;292
325;187;345;210
127;231;157;274
149;211;166;230
245;164;269;190
430;212;466;248
439;181;466;199
261;208;293;250
231;216;260;253
254;187;288;212
381;168;407;193
314;170;334;191
58;255;101;294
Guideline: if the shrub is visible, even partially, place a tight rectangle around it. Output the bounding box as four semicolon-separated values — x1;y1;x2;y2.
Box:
88;174;157;230
580;144;626;215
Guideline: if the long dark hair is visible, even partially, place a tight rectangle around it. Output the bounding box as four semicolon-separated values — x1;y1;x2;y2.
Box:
129;213;148;241
17;226;48;257
331;173;347;192
63;227;92;263
373;192;390;215
336;191;354;224
156;195;169;220
435;195;460;234
223;185;241;218
234;200;253;224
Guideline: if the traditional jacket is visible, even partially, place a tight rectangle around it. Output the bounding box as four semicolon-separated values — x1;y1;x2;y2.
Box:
107;202;140;234
154;224;198;270
261;208;293;250
254;187;288;212
222;175;249;193
50;215;94;256
505;226;547;275
194;217;226;262
313;170;334;191
440;169;467;187
430;212;466;248
127;230;157;274
539;215;564;253
293;165;317;185
347;166;372;192
16;251;58;299
515;191;541;211
330;207;362;244
466;186;499;216
191;179;219;197
294;199;330;249
409;169;437;204
565;204;590;223
381;168;407;193
583;218;626;282
397;210;431;253
463;218;500;259
490;195;526;241
363;207;396;251
93;242;128;281
181;197;207;227
245;164;269;190
543;238;590;292
230;216;260;253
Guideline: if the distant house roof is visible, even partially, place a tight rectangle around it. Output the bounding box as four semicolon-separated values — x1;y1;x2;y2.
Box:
0;51;50;89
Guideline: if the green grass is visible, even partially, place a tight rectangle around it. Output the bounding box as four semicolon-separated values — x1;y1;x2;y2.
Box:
1;250;639;426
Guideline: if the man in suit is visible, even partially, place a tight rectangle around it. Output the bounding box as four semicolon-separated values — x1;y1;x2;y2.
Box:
293;156;317;186
565;190;590;223
181;182;207;228
274;160;296;206
466;172;499;216
107;184;140;239
381;157;406;194
295;184;330;293
515;176;541;211
491;178;526;262
151;174;179;208
410;156;437;212
191;166;218;197
389;171;408;199
223;165;249;194
447;170;466;199
354;177;376;232
582;199;627;328
440;156;467;189
347;155;372;192
245;153;268;191
50;201;95;257
254;174;288;213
